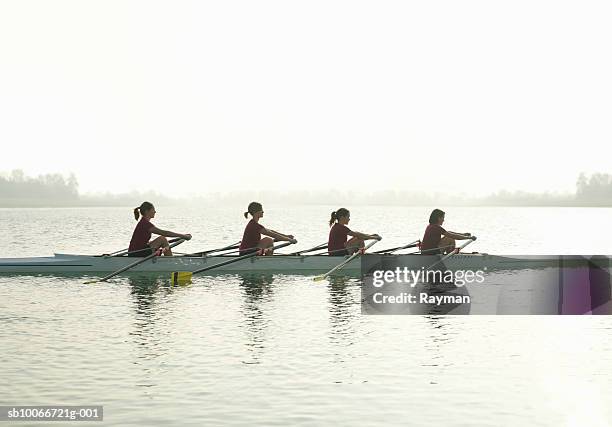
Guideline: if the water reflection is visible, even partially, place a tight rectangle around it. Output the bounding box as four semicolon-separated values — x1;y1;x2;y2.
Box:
126;276;180;389
238;274;275;365
420;316;457;384
325;277;361;369
128;275;184;318
239;273;275;304
327;276;353;323
326;276;356;340
129;276;164;317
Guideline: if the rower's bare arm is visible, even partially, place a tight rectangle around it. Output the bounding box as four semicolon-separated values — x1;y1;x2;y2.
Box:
445;231;472;240
262;228;297;244
150;226;192;240
349;231;382;240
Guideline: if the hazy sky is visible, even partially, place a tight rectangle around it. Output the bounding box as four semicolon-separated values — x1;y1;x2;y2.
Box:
1;1;611;197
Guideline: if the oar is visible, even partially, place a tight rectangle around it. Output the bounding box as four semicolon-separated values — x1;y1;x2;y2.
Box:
424;237;476;271
171;241;296;283
313;238;381;282
214;238;288;256
102;247;130;257
285;242;328;256
322;247;360;255
398;244;459;256
101;237;183;257
183;241;241;257
372;240;420;254
308;246;356;256
85;238;186;284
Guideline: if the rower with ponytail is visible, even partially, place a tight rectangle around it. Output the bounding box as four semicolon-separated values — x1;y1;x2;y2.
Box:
329;208;349;227
128;201;192;257
327;208;381;256
133;201;154;221
239;202;297;255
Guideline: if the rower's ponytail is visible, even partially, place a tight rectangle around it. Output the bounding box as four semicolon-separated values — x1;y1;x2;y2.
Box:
329;211;337;227
329;208;350;226
134;201;154;221
244;201;263;219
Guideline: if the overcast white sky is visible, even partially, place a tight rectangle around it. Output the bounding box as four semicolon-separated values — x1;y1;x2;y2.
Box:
1;0;611;197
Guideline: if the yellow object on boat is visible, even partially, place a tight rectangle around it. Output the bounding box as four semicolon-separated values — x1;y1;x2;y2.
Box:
171;271;192;285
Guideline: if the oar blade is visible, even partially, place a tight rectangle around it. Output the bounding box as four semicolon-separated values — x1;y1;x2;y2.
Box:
313;275;327;282
171;271;193;285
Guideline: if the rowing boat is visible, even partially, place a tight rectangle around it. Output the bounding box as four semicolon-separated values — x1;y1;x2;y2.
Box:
0;253;603;275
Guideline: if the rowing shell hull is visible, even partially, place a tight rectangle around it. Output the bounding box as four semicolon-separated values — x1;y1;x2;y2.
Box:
0;253;603;275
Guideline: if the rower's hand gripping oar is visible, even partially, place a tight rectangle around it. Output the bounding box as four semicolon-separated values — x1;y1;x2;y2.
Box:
85;238;186;284
171;240;297;284
313;238;381;282
424;236;476;272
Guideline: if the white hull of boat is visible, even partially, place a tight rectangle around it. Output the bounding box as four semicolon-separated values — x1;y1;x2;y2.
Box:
0;253;601;275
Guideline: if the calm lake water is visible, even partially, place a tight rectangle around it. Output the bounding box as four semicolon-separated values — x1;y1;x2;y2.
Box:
1;206;612;426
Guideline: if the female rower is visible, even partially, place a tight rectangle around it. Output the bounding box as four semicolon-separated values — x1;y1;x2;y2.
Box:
239;202;297;255
328;208;381;256
421;209;473;255
128;202;192;257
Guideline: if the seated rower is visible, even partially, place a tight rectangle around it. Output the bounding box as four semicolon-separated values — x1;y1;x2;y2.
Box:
328;208;381;256
239;202;297;256
421;209;472;255
128;202;192;257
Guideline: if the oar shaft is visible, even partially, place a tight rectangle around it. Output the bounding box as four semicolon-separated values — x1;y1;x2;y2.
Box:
425;237;476;271
104;237;183;257
286;242;328;256
185;241;241;257
106;248;129;257
213;243;265;256
316;239;380;280
373;240;420;254
191;241;294;275
97;239;185;282
202;241;241;255
310;246;355;256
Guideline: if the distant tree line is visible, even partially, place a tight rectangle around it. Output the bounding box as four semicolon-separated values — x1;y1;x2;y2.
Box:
1;170;612;207
0;169;79;201
576;173;612;203
0;169;175;207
